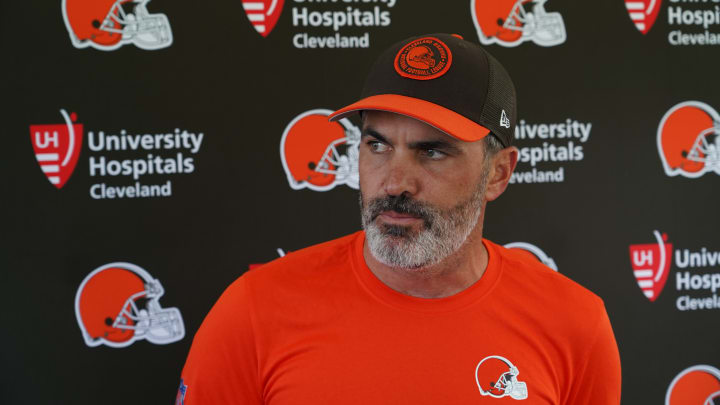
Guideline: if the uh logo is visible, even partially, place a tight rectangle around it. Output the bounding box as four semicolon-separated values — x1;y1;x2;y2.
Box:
29;109;83;189
624;0;662;34
242;0;285;37
629;230;673;302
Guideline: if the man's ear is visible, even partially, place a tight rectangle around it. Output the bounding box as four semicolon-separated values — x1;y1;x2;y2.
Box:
484;146;518;202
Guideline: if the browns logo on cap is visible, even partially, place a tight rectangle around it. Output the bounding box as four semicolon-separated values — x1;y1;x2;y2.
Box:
394;37;452;80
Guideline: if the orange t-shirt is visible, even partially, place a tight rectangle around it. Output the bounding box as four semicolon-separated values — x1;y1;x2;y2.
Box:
179;231;621;404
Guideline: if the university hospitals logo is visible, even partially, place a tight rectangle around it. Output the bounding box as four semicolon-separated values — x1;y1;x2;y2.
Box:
62;0;173;51
242;0;285;37
624;0;662;34
280;109;359;191
510;117;593;184
629;230;672;302
666;365;720;405
631;0;720;45
29;109;205;199
242;0;396;48
657;101;720;178
629;230;720;311
667;2;720;46
75;262;185;348
30;109;83;189
471;0;566;47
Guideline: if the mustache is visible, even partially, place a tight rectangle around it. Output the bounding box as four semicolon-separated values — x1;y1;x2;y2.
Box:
365;194;435;228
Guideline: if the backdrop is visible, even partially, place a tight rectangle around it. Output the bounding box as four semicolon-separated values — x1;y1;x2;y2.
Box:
2;0;720;403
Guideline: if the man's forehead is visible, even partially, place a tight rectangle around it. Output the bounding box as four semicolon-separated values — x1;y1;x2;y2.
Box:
361;110;463;144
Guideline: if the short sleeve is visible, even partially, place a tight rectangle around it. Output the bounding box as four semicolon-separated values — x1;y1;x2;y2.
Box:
564;303;622;405
178;276;262;405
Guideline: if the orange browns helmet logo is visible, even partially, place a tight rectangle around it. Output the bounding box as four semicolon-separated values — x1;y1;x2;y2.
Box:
242;0;285;37
394;37;452;80
280;109;360;191
471;0;566;47
75;262;185;348
666;365;720;405
29;109;83;189
658;101;720;178
475;355;528;400
624;0;662;35
62;0;173;51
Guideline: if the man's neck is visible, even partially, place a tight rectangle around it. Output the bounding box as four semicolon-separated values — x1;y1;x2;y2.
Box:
362;225;489;299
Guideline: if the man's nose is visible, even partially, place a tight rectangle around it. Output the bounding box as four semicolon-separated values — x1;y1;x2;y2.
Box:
383;153;419;197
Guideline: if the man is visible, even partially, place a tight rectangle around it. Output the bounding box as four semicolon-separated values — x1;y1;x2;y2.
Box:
178;33;621;404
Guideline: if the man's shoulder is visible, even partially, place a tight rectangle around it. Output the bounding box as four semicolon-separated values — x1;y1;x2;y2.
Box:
243;231;362;286
487;239;605;314
213;231;362;325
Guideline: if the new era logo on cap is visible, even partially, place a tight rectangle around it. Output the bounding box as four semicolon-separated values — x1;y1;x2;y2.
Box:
500;110;510;128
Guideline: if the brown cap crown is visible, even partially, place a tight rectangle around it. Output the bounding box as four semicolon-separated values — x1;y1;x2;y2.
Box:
330;33;517;147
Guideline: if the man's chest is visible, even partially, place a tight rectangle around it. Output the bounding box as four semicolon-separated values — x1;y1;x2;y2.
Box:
256;313;566;404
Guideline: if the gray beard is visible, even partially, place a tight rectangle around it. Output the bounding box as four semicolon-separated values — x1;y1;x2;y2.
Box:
360;178;487;270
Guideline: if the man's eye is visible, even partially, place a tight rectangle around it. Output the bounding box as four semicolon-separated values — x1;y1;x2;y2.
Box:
368;141;389;153
423;149;446;160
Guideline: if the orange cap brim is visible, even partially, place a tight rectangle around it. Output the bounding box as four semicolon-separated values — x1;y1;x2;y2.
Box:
328;94;490;142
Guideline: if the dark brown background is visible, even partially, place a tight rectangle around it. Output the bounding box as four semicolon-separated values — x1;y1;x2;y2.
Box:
1;0;718;403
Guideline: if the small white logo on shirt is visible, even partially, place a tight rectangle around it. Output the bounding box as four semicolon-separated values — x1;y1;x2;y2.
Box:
500;110;511;128
475;355;528;400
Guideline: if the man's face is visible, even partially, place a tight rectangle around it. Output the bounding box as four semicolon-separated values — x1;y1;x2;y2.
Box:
358;110;492;269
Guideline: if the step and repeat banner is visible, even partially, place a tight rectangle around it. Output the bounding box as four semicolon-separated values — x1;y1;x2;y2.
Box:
2;0;719;404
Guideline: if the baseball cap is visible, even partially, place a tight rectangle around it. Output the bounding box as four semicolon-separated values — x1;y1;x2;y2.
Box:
329;33;517;147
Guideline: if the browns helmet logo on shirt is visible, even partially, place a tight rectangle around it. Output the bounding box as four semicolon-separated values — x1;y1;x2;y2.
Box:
394;37;452;80
666;365;720;405
475;355;529;400
629;231;672;302
624;0;662;34
242;0;285;37
657;101;720;178
280;109;360;191
471;0;566;47
29;109;83;189
62;0;173;51
75;262;185;348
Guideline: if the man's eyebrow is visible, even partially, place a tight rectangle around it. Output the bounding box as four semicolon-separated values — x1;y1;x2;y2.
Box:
409;139;461;153
361;127;390;144
361;126;461;153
